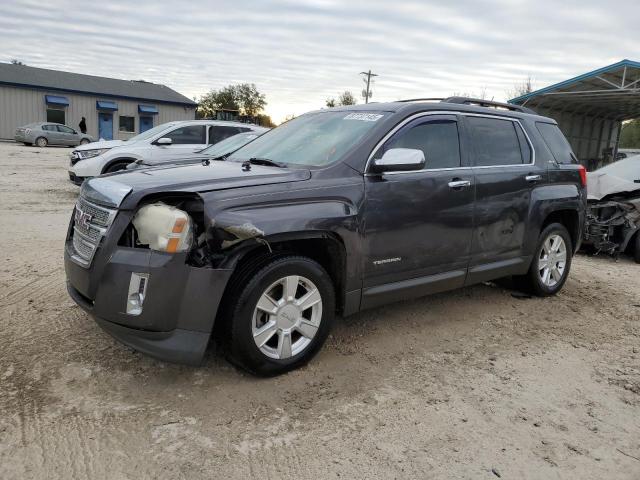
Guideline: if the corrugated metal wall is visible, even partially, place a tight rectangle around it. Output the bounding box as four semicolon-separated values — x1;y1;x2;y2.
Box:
0;85;196;140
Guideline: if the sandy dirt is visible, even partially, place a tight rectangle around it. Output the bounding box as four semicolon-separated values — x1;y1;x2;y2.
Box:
0;141;639;479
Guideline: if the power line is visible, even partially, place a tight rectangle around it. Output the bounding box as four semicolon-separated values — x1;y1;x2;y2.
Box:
360;70;378;104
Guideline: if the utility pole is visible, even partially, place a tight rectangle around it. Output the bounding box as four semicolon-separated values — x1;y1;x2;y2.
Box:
360;70;378;104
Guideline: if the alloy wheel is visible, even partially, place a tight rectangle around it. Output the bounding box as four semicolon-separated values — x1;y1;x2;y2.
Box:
251;275;323;360
538;234;567;287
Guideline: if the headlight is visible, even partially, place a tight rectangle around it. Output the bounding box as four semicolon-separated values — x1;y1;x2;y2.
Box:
132;203;194;253
76;148;111;159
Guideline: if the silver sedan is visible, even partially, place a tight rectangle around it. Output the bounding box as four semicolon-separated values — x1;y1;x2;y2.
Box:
14;122;93;147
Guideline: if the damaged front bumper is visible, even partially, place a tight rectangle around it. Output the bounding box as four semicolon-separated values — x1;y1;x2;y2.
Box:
64;240;233;365
583;196;640;258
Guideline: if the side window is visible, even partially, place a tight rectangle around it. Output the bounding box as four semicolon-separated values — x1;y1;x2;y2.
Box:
163;125;206;144
467;116;524;166
57;125;74;134
208;126;242;144
536;122;576;164
42;124;56;131
376;119;461;169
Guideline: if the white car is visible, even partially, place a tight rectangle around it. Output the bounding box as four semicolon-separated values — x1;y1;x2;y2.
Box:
68;120;265;184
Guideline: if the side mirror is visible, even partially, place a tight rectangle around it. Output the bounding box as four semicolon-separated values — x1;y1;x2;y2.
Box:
155;137;172;146
371;148;425;173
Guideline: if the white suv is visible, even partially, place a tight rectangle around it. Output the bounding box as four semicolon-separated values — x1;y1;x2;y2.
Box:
68;120;264;184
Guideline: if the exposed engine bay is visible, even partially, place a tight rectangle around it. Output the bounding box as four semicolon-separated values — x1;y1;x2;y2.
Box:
583;155;640;262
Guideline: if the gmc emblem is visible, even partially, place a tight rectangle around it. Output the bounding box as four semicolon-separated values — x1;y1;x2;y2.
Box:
75;207;92;229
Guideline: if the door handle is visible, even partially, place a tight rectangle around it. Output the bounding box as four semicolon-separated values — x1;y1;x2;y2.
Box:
448;179;471;189
525;174;542;182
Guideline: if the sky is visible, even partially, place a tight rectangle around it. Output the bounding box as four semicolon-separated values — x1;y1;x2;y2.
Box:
1;0;639;123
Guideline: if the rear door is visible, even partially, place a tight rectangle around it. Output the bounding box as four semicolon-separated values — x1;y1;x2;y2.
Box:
463;114;543;284
361;114;475;308
208;125;249;145
150;125;207;162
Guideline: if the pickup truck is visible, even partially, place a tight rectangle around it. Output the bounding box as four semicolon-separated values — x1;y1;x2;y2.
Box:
64;98;587;375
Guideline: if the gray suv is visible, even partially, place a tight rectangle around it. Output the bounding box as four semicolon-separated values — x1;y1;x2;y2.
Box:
64;97;586;376
15;122;93;147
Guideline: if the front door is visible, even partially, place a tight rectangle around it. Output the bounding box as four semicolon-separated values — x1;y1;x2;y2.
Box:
56;124;78;145
140;116;153;133
149;125;207;163
98;113;113;140
361;114;475;309
462;114;544;284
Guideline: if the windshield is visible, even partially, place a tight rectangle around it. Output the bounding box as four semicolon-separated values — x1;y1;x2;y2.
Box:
199;132;260;157
228;111;388;167
124;123;176;143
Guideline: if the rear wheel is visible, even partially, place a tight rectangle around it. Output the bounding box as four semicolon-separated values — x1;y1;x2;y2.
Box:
80;138;90;145
104;161;130;173
515;223;573;296
223;255;335;376
35;137;48;148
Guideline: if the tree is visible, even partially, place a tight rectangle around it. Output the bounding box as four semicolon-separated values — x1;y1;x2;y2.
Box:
506;76;533;100
338;90;357;106
255;114;276;128
325;91;357;108
196;83;266;118
10;59;25;65
620;119;640;148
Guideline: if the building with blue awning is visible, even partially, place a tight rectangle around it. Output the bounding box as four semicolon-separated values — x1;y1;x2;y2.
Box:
0;63;196;140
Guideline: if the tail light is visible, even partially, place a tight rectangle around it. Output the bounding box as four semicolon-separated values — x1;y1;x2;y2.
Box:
578;165;587;187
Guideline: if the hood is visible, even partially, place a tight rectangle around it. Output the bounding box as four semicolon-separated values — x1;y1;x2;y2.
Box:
587;155;640;201
74;139;126;151
83;161;311;208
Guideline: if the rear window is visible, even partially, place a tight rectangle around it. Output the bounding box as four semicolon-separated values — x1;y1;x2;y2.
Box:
536;122;576;164
467;116;525;166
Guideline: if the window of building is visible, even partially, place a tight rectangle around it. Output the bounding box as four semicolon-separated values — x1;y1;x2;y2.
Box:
163;125;206;144
119;116;135;133
376;119;461;169
208;126;249;144
536;122;577;164
467;116;524;166
46;109;65;125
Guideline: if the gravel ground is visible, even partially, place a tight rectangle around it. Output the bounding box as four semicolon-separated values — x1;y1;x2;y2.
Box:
0;141;639;479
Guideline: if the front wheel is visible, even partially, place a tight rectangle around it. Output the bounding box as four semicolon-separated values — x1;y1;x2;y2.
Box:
515;223;573;296
104;161;130;173
224;256;335;376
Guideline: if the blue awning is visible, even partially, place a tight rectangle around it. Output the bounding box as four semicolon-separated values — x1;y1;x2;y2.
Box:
45;95;69;106
138;104;159;114
96;100;118;111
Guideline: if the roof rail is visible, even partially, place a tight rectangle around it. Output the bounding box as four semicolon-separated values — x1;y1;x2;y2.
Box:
442;96;536;114
396;98;444;103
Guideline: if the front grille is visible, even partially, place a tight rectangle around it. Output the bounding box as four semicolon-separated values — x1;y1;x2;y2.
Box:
70;196;117;266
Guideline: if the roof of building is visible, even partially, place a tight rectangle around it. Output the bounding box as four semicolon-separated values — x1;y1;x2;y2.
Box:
509;59;640;121
0;63;196;106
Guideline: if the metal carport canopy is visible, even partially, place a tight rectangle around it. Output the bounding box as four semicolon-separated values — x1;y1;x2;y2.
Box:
509;59;640;167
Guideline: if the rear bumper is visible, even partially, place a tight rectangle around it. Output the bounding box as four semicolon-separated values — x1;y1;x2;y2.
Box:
65;241;233;365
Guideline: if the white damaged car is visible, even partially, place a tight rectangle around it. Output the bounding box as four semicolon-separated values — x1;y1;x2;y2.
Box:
584;155;640;262
68;120;265;184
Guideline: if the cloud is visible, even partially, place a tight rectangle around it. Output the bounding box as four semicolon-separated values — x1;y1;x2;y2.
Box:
1;0;638;122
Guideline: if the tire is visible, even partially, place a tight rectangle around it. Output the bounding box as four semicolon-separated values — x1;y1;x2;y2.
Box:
223;255;335;376
515;223;573;296
80;138;90;145
634;233;640;264
35;137;48;148
103;161;130;174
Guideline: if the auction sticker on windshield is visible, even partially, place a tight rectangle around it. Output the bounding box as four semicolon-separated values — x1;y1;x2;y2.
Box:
343;113;384;122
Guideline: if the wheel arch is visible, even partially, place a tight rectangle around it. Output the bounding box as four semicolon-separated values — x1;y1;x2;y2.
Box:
101;157;136;174
540;209;580;253
220;231;351;316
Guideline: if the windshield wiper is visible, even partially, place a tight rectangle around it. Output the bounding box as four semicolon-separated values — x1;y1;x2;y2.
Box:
247;157;286;168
